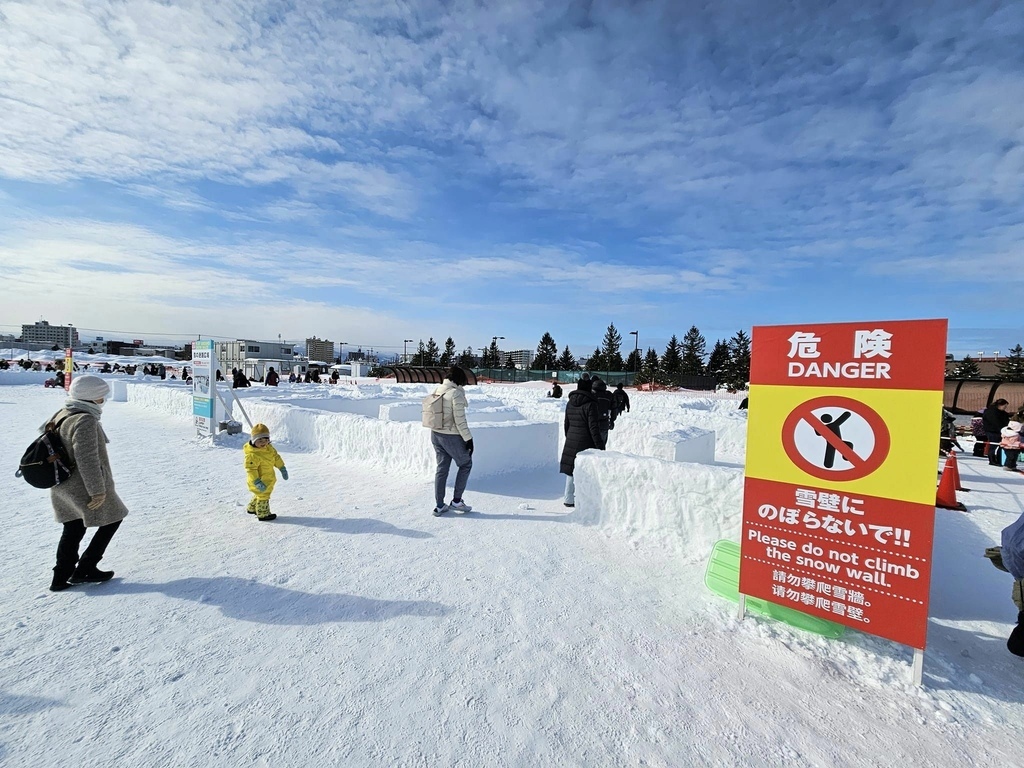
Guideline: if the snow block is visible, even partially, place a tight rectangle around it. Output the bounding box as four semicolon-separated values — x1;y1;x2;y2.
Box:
228;398;557;479
379;402;525;424
0;370;56;386
651;427;715;463
571;450;743;561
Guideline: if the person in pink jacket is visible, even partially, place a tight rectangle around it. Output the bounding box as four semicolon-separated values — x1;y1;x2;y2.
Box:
1000;420;1022;471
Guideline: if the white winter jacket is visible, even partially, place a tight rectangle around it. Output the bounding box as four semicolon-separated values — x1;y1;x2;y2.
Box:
431;379;473;442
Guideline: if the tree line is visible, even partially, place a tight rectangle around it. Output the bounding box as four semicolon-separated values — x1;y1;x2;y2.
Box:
404;323;753;388
949;345;1024;381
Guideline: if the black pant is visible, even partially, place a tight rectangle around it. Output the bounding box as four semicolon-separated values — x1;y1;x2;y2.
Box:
987;433;1003;464
1005;448;1020;470
55;519;121;575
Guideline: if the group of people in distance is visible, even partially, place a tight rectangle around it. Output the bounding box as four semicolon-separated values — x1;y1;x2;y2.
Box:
560;374;629;507
39;366;636;591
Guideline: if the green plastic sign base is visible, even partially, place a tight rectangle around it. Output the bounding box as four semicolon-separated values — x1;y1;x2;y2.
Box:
705;539;846;639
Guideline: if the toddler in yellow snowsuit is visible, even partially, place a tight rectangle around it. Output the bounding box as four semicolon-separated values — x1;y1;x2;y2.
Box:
244;423;288;521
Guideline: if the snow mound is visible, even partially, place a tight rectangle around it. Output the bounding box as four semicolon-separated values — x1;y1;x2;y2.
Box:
572;450;744;560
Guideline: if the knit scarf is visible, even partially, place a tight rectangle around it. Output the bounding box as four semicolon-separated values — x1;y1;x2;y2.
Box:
50;399;110;443
64;398;104;420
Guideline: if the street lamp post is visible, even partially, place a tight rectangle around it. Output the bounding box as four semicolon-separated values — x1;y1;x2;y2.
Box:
403;339;414;364
629;331;639;378
338;341;347;364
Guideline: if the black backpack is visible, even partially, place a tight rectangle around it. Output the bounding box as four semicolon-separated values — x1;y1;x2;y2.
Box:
15;415;75;489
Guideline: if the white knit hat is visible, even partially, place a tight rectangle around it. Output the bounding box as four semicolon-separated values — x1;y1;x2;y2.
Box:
69;375;111;401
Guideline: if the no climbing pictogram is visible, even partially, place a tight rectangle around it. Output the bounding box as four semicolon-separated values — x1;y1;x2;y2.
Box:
781;396;891;481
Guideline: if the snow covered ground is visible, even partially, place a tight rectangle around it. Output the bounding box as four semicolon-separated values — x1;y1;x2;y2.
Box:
1;380;1022;766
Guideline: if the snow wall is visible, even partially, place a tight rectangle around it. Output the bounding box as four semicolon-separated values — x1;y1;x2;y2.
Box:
122;381;556;480
571;450;744;560
0;371;57;386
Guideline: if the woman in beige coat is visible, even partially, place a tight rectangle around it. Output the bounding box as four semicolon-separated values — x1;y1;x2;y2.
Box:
47;375;129;592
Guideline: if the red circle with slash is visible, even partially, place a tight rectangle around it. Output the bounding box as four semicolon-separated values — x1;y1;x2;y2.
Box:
781;396;890;481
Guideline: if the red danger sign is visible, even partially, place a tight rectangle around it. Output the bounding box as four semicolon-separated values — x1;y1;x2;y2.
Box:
781;396;890;482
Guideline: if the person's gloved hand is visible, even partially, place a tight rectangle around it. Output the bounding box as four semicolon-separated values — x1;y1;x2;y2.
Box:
465;439;474;455
279;467;289;480
253;479;267;492
87;493;106;510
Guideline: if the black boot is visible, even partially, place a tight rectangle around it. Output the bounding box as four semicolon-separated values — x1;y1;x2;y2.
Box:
1008;611;1024;657
69;558;114;584
50;567;75;592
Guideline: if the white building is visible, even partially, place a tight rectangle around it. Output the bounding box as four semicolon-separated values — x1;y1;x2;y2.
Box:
214;340;296;379
21;320;79;348
502;349;535;369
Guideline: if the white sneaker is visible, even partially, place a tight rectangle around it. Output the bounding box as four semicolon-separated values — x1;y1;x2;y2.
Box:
449;499;473;513
433;503;449;516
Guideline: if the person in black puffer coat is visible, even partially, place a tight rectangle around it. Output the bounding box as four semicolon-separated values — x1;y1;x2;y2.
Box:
591;377;616;446
560;376;605;507
983;399;1012;466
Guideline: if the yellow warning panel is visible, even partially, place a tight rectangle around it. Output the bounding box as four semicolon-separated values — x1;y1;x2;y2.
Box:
745;384;942;505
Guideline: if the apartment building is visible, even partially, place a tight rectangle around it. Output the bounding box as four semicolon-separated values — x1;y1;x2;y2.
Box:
21;320;79;348
305;337;335;364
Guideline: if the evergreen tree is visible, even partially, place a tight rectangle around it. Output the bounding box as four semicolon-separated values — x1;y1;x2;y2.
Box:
725;330;751;388
533;332;558;370
625;348;642;374
424;337;441;366
998;345;1024;381
439;337;456;368
601;324;624;372
411;340;427;366
556;345;577;371
635;347;660;387
458;346;476;367
951;356;981;378
585;347;604;372
487;338;501;369
680;325;707;377
660;335;683;386
706;339;731;382
505;355;516;370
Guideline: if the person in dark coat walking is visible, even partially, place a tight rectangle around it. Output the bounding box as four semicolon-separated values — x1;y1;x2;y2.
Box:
232;368;251;389
983;399;1013;466
46;376;128;591
265;367;280;386
592;378;616;445
559;377;605;507
612;383;630;416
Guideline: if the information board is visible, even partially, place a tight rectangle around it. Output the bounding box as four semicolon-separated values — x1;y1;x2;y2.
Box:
191;340;217;436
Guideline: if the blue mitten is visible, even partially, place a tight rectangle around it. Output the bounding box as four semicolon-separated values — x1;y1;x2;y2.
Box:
253;479;267;492
280;467;289;480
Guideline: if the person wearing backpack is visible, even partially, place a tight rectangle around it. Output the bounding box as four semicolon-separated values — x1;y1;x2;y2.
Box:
427;366;474;516
45;375;129;592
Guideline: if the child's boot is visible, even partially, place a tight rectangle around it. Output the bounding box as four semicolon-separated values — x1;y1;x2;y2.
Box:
246;496;258;515
256;499;276;521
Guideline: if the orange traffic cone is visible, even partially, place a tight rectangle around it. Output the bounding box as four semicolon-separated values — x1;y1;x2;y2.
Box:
936;460;967;511
949;450;970;492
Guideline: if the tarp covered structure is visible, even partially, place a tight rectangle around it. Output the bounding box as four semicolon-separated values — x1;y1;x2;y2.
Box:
944;379;1024;414
382;366;477;385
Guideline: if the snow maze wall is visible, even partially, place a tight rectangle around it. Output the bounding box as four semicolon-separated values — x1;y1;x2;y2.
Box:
109;378;747;554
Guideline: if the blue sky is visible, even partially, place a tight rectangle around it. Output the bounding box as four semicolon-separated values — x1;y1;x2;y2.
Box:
1;0;1022;359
